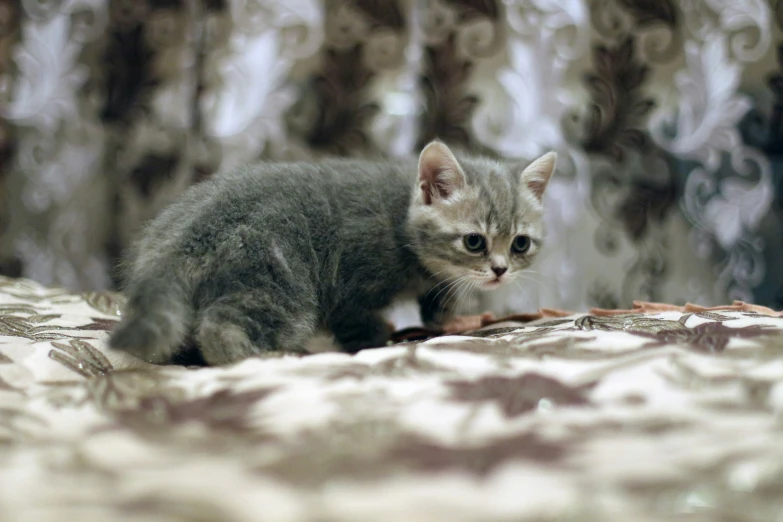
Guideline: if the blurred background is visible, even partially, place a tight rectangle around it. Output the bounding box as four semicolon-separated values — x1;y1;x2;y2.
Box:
0;0;781;313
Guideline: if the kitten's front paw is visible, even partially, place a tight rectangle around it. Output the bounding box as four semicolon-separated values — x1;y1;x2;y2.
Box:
441;312;495;334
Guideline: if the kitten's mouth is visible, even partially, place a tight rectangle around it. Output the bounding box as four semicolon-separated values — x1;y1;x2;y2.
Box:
467;272;507;288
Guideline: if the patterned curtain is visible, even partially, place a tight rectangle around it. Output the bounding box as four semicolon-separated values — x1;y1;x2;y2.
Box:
0;0;781;313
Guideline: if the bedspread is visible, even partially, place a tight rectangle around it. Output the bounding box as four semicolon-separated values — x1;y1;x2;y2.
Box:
1;275;783;521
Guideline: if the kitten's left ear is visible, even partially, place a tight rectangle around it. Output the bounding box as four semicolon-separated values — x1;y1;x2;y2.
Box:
520;151;557;201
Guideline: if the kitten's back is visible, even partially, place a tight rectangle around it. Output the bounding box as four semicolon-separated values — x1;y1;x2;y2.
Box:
109;157;418;363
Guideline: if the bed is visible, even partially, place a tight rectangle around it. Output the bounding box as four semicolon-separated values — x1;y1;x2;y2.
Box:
1;274;782;521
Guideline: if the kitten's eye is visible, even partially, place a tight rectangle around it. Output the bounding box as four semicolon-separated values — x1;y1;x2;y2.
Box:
511;235;531;254
463;234;486;253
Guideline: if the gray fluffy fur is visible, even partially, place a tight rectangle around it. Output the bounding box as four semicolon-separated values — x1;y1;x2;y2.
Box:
108;141;556;366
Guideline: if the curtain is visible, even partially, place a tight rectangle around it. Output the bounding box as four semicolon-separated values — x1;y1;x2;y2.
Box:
0;0;781;313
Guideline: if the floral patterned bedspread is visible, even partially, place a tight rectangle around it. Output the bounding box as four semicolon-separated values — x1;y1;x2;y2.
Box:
2;275;783;521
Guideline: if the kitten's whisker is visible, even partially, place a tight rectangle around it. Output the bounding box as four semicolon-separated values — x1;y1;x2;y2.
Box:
426;269;470;301
424;269;454;291
429;268;452;282
457;280;478;316
511;274;552;293
470;281;482;317
427;275;454;293
517;270;556;284
441;276;468;313
519;269;556;281
514;274;541;284
450;283;464;315
444;280;463;313
470;281;483;317
457;278;475;309
512;276;542;289
431;275;467;303
445;276;473;315
443;276;470;308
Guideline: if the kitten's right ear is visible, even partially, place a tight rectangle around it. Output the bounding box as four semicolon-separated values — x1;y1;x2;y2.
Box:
417;141;466;205
520;151;557;202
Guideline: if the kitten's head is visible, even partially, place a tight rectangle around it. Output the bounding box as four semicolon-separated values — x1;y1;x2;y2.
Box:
407;140;556;289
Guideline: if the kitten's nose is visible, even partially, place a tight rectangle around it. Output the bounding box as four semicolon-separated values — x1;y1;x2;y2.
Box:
491;266;507;277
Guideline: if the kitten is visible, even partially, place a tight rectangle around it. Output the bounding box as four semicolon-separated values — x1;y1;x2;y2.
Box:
108;141;556;366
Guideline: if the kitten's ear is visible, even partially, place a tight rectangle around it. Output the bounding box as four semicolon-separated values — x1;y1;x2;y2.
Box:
417;141;466;205
520;151;557;201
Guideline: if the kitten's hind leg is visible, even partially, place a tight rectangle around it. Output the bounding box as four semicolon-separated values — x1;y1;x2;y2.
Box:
109;273;191;365
195;291;317;366
196;318;256;366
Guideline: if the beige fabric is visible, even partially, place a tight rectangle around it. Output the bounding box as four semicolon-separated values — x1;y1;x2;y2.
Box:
1;275;783;521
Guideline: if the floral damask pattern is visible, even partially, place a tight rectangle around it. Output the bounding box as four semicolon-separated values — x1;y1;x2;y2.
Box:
0;0;782;313
0;1;19;277
2;276;783;520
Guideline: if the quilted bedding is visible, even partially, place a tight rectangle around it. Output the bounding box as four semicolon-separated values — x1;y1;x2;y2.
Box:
1;275;783;521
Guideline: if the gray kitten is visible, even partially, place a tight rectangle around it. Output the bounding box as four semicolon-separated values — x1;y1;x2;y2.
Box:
108;141;556;366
